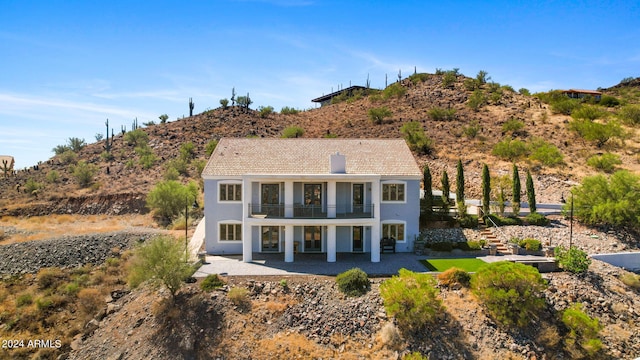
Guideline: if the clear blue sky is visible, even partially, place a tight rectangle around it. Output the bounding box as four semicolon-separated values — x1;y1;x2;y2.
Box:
1;0;638;169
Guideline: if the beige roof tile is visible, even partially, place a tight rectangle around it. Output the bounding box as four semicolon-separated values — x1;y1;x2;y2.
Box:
202;138;421;177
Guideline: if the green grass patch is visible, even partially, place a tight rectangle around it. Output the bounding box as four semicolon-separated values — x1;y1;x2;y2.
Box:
421;258;488;272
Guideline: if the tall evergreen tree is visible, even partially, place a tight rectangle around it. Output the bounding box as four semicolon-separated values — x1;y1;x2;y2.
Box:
423;164;433;220
526;170;537;213
456;159;466;217
481;164;491;216
512;164;521;216
441;170;450;214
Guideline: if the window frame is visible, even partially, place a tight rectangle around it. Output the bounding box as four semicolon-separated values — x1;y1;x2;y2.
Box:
219;221;242;242
381;181;406;203
219;181;242;202
381;221;406;243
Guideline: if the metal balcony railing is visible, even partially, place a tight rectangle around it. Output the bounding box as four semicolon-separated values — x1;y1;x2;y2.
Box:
248;203;374;219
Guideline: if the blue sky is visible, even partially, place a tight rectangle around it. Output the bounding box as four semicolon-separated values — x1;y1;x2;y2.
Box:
1;0;638;169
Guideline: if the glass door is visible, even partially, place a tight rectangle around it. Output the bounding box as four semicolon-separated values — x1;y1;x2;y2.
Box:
304;226;322;252
352;226;363;252
261;183;280;216
261;226;279;252
303;184;322;217
353;183;364;213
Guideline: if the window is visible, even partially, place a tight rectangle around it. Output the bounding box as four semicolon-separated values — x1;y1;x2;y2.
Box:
220;223;242;241
220;183;241;201
382;223;405;242
382;183;405;201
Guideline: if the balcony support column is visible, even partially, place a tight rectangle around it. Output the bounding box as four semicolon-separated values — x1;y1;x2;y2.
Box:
327;225;336;262
284;181;294;218
327;181;336;218
284;225;294;262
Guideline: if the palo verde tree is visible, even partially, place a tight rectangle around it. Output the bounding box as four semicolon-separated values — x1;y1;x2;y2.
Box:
526;169;537;213
512;164;521;216
456;159;466;217
441;170;450;215
422;164;433;221
146;180;199;225
481;164;491;216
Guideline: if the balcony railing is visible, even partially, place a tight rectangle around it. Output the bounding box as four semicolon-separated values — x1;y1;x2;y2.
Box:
248;203;374;219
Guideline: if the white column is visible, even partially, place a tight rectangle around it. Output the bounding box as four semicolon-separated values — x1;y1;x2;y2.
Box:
284;225;294;262
327;181;336;218
242;177;252;262
284;181;294;218
370;179;381;262
327;225;336;262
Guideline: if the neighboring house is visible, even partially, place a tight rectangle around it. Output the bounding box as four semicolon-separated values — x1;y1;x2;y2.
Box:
562;89;602;101
311;85;367;107
202;138;422;263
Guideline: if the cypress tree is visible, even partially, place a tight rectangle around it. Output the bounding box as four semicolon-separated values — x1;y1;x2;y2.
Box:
512;164;521;216
481;164;491;216
423;164;433;219
456;159;466;216
526;170;537;213
441;170;450;214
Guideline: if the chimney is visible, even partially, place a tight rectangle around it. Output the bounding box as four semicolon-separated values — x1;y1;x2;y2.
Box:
330;152;346;174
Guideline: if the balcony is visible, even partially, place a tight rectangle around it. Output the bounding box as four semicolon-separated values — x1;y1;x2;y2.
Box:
249;203;374;219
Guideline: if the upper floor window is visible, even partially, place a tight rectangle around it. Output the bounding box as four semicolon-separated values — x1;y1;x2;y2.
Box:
220;183;242;201
382;183;405;202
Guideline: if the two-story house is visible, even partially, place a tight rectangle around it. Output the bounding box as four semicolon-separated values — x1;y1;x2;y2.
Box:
202;138;422;263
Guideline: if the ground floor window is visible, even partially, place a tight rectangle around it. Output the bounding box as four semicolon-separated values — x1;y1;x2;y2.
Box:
382;223;405;242
220;223;242;241
304;226;322;252
262;226;280;252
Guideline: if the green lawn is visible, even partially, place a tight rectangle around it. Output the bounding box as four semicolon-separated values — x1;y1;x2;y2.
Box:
421;258;488;272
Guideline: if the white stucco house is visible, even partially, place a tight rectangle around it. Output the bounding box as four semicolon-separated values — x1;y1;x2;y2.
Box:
202;138;422;263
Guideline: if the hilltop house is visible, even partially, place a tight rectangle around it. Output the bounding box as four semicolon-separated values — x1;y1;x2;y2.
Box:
562;89;602;101
311;86;367;107
202;138;422;263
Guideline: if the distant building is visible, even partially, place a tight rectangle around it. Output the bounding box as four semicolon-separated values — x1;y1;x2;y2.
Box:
311;85;367;107
562;89;602;101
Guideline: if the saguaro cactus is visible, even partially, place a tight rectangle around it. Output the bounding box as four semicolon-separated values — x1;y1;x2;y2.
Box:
189;98;194;117
104;119;112;152
1;159;9;178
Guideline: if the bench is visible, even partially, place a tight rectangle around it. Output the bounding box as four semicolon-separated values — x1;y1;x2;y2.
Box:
380;237;396;253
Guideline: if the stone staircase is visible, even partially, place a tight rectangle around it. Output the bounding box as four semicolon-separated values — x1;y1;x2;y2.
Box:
479;217;509;255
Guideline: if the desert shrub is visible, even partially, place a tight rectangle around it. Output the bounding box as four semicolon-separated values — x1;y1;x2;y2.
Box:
519;88;531;96
146;180;198;224
16;293;33;307
598;95;620;107
568;118;624;147
400;121;434;154
486;214;522;226
258;105;274;118
492;138;527;161
467;89;486;111
428;107;456;121
36;296;54;311
135;144;158;169
430;242;453;252
383;82;406;99
179;141;196;161
551;98;581;115
163;166;180;181
37;267;65;290
77;288;103;316
528;138;564;166
128;236;194;298
378;322;403;350
441;71;457;88
281;126;305;138
228;287;250;306
166;157;189;176
620;273;640;290
555;246;591;273
24;178;44;197
201;274;225;291
462;121;481;138
403;352;428;360
617;104;640;125
124;129;149;147
502;118;525;133
62;282;81;297
456;241;482;251
219;98;229;109
58;149;78;165
562;303;603;357
525;212;550;226
368;107;392;124
586;152;622;173
280;106;299;115
571;105;608;121
205;139;218;157
380;268;442;331
518;238;541;251
459;215;478;228
471;261;546;327
437;267;471;288
46;170;60;183
569;170;640;228
70;160;98;188
336;268;370;297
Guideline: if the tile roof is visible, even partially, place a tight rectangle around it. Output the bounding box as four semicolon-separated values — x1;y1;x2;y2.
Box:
202;138;422;177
